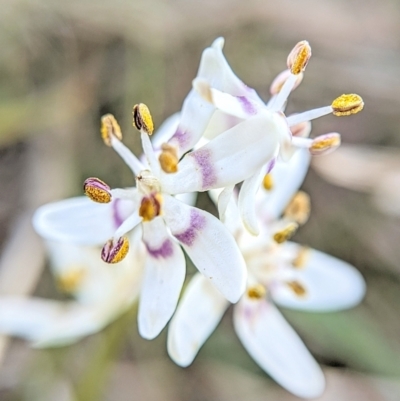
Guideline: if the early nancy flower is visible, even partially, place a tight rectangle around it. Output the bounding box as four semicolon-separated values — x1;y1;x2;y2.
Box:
167;149;366;399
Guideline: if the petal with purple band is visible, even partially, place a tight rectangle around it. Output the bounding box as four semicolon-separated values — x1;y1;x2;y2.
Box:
168;273;229;366
138;217;185;339
233;297;325;398
163;195;246;303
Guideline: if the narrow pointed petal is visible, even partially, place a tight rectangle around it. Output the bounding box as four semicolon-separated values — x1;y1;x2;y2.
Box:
33;197;138;245
217;185;235;222
152;112;180;150
163;112;289;194
163;195;246;303
272;243;366;311
168;273;229;366
258;149;311;221
234;299;325;398
138;217;186;339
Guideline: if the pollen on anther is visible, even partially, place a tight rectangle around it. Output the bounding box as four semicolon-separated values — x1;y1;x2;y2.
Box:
247;284;267;300
287;41;312;75
56;267;86;294
331;94;364;116
133;103;154;135
83;177;112;203
102;236;130;264
292;247;310;269
139;193;162;221
286;280;307;297
263;173;274;191
159;143;178;173
273;222;298;244
284;191;311;225
101;114;122;146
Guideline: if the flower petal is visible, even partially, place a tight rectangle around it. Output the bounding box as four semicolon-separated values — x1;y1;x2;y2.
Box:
168;273;229;367
233;298;325;398
163;111;289;194
257;148;311;221
33;197;137;245
138;217;186;339
271;242;366;311
163;195;246;303
152;112;181;150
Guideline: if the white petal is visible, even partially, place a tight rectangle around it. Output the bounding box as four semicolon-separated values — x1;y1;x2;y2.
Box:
234;298;325;398
163;195;246;303
258;148;311;221
33;197;137;245
163;111;289;194
138;217;186;339
168;273;229;366
217;185;235;222
0;297;105;346
272;243;366;311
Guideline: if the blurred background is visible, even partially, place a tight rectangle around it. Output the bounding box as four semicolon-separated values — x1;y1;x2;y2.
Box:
1;0;400;400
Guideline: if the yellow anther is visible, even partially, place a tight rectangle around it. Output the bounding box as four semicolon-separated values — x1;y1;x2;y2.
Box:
101;114;122;146
287;40;312;75
247;284;267;300
159;143;179;173
133;103;154;135
139;193;162;222
286;280;307;297
83;177;112;203
292;247;310;269
310;133;341;156
102;236;130;264
331;94;364;116
263;173;274;191
284;191;311;225
273;222;298;244
56;267;86;294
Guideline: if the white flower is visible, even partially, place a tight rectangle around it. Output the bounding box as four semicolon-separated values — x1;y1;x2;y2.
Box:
167;149;366;399
32;108;246;341
159;39;364;236
0;229;144;347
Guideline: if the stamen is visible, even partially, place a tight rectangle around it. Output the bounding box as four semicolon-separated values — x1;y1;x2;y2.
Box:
284;191;311;225
159;143;179;173
83;177;112;203
139;193;162;222
247;284;267;300
101;236;130;264
133;103;154;135
286;280;307;297
310;133;341;156
273;222;298;244
332;94;364;116
101;114;122;146
287;40;312;75
270;69;304;95
137;170;161;193
290;120;311;138
292;247;310;269
56;267;85;293
263;173;274;191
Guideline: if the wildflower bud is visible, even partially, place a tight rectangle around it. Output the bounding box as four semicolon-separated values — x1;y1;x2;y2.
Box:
101;114;122;146
273;222;298;244
101;236;130;264
247;284;267;300
139;193;162;222
286;280;307;297
262;173;274;191
309;133;341;156
284;191;311;225
287;40;312;75
331;94;364;116
290;119;312;138
56;267;85;294
83;177;112;203
133;103;154;135
159;143;179;173
270;69;304;95
292;247;310;269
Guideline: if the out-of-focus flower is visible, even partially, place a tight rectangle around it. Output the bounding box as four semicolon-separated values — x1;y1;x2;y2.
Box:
34;107;246;340
160;40;363;236
167;149;366;399
312;143;400;216
0;228;144;347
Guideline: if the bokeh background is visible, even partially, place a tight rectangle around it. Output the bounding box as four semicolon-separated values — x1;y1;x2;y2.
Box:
1;0;400;400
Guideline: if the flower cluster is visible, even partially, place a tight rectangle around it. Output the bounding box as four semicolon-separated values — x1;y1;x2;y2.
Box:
0;38;365;398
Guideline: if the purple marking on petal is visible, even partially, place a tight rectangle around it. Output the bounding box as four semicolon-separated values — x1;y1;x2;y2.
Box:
190;148;217;190
170;128;190;149
266;157;276;174
112;199;124;229
174;210;206;246
237;96;257;115
145;239;174;259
